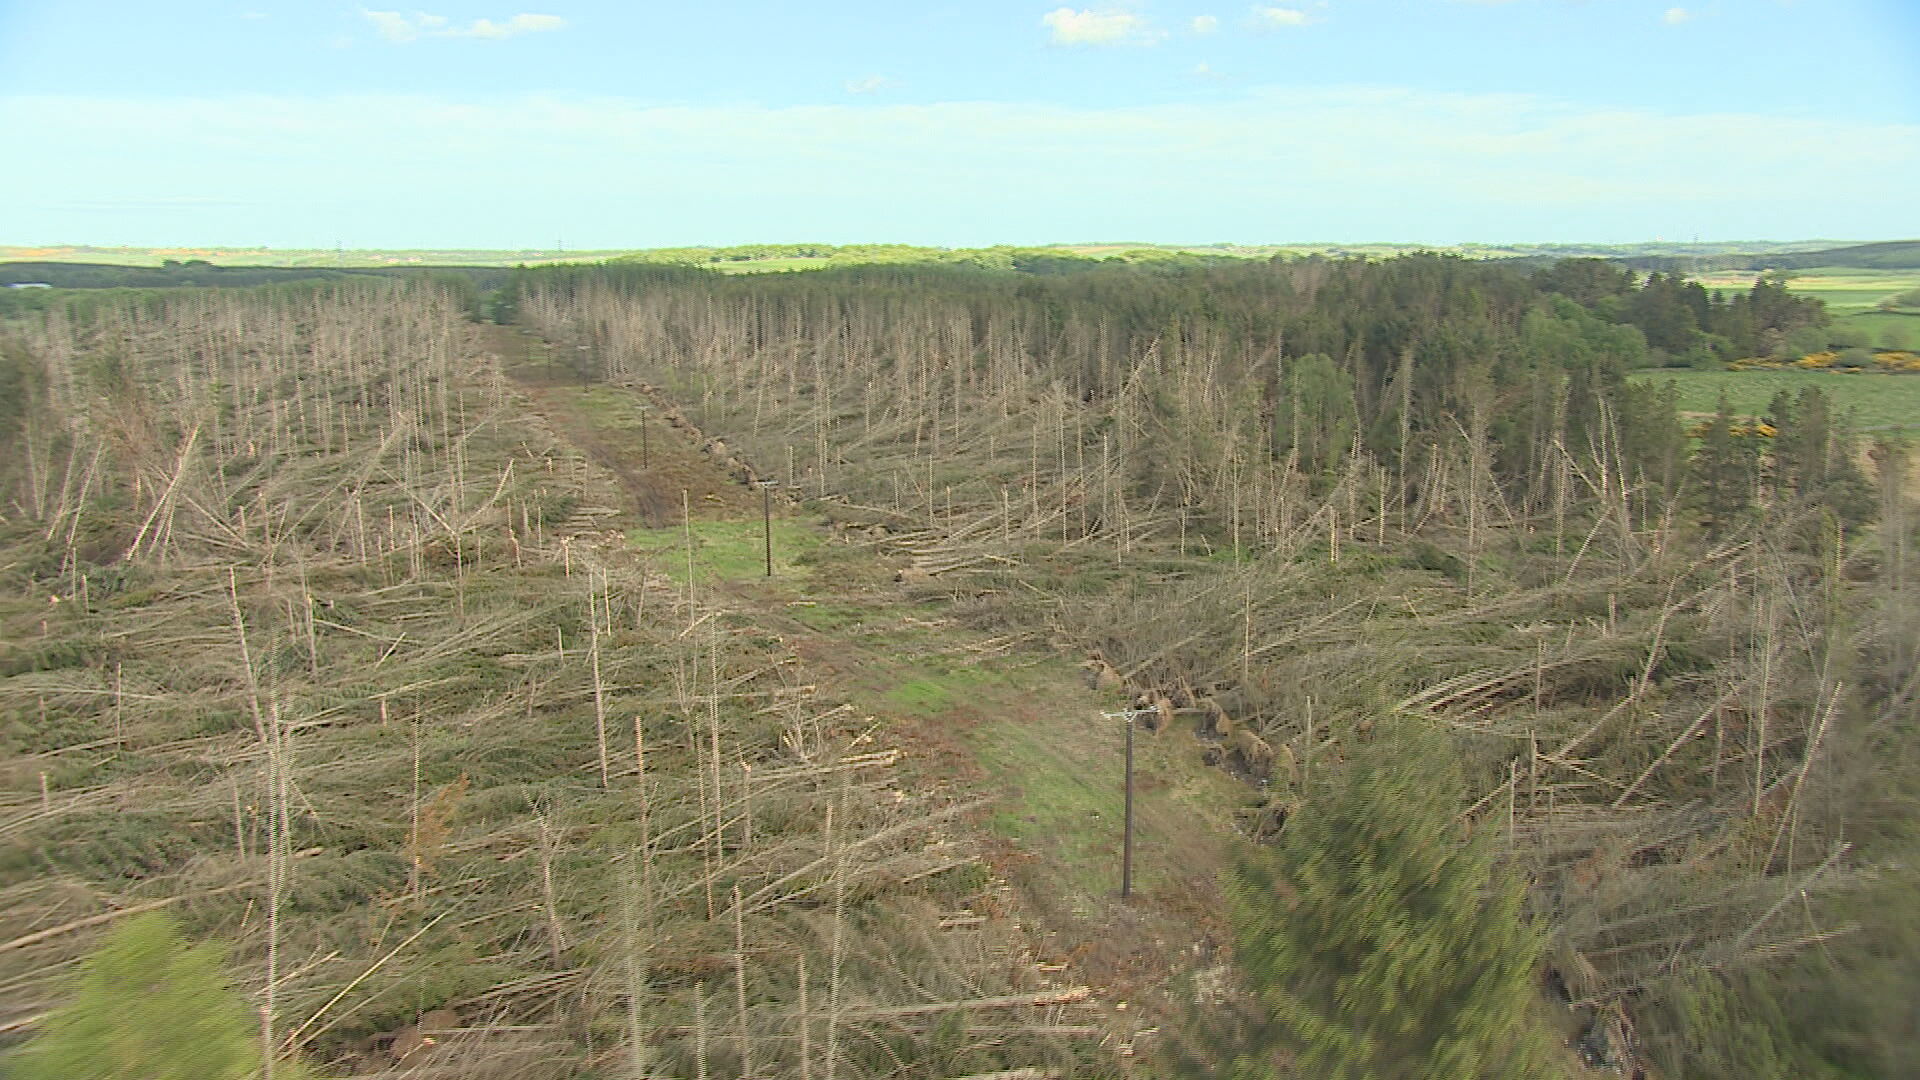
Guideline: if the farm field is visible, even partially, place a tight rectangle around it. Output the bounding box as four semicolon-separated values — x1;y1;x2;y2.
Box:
1838;309;1920;349
1694;265;1920;349
1693;266;1920;311
1630;367;1920;432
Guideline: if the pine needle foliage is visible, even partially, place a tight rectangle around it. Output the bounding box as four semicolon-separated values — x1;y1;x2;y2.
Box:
8;913;300;1080
1225;722;1560;1080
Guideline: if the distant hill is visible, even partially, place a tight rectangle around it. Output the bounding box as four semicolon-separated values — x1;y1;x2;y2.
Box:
9;241;1913;289
1622;240;1920;273
1746;240;1920;270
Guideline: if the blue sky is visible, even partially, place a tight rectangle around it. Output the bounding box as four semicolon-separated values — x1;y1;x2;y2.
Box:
1;1;1915;249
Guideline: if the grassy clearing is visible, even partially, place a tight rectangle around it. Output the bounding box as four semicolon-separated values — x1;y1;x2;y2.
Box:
625;518;820;583
1630;367;1920;431
1808;288;1907;312
780;599;872;631
568;383;650;425
761;571;1245;912
968;709;1126;901
1843;310;1920;350
879;659;1009;716
956;676;1245;905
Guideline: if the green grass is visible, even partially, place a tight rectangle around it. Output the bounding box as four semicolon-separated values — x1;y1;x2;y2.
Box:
1839;311;1920;351
955;676;1245;903
781;599;870;632
1631;368;1920;432
626;518;822;583
880;662;1009;716
567;383;650;424
968;714;1126;899
1811;289;1906;312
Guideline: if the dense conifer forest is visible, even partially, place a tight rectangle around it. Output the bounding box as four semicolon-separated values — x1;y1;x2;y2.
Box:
2;253;1913;1078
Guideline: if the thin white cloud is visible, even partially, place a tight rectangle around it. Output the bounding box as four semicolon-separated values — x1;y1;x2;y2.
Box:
361;10;566;43
1662;7;1692;24
363;10;431;42
3;88;1911;245
453;13;566;38
1251;6;1317;29
844;75;899;95
1191;14;1220;33
1042;7;1156;46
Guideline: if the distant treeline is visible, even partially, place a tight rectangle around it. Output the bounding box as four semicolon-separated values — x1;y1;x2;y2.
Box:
0;260;540;321
528;251;1835;365
8;239;1909;296
609;240;1882;273
519;251;1849;510
0;259;523;292
1534;259;1828;363
611;242;1247;273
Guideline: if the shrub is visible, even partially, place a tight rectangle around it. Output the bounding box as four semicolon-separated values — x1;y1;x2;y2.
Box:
9;913;310;1080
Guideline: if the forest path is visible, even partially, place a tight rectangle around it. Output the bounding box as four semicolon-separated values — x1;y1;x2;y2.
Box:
485;324;1249;1028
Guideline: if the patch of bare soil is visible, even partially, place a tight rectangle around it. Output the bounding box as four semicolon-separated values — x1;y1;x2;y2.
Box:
483;325;758;524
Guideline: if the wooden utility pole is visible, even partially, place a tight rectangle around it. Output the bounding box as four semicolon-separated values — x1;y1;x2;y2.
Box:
1103;709;1152;899
760;482;777;577
1123;716;1134;898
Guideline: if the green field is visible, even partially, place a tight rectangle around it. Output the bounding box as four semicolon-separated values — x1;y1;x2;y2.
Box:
1838;311;1920;350
1693;265;1920;351
1631;367;1920;432
1697;267;1919;308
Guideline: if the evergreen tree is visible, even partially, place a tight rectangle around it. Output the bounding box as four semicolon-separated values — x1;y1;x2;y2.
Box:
10;914;286;1080
1763;387;1877;537
1627;272;1704;355
1693;393;1756;533
1226;723;1561;1080
1274;351;1356;479
1643;970;1846;1080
